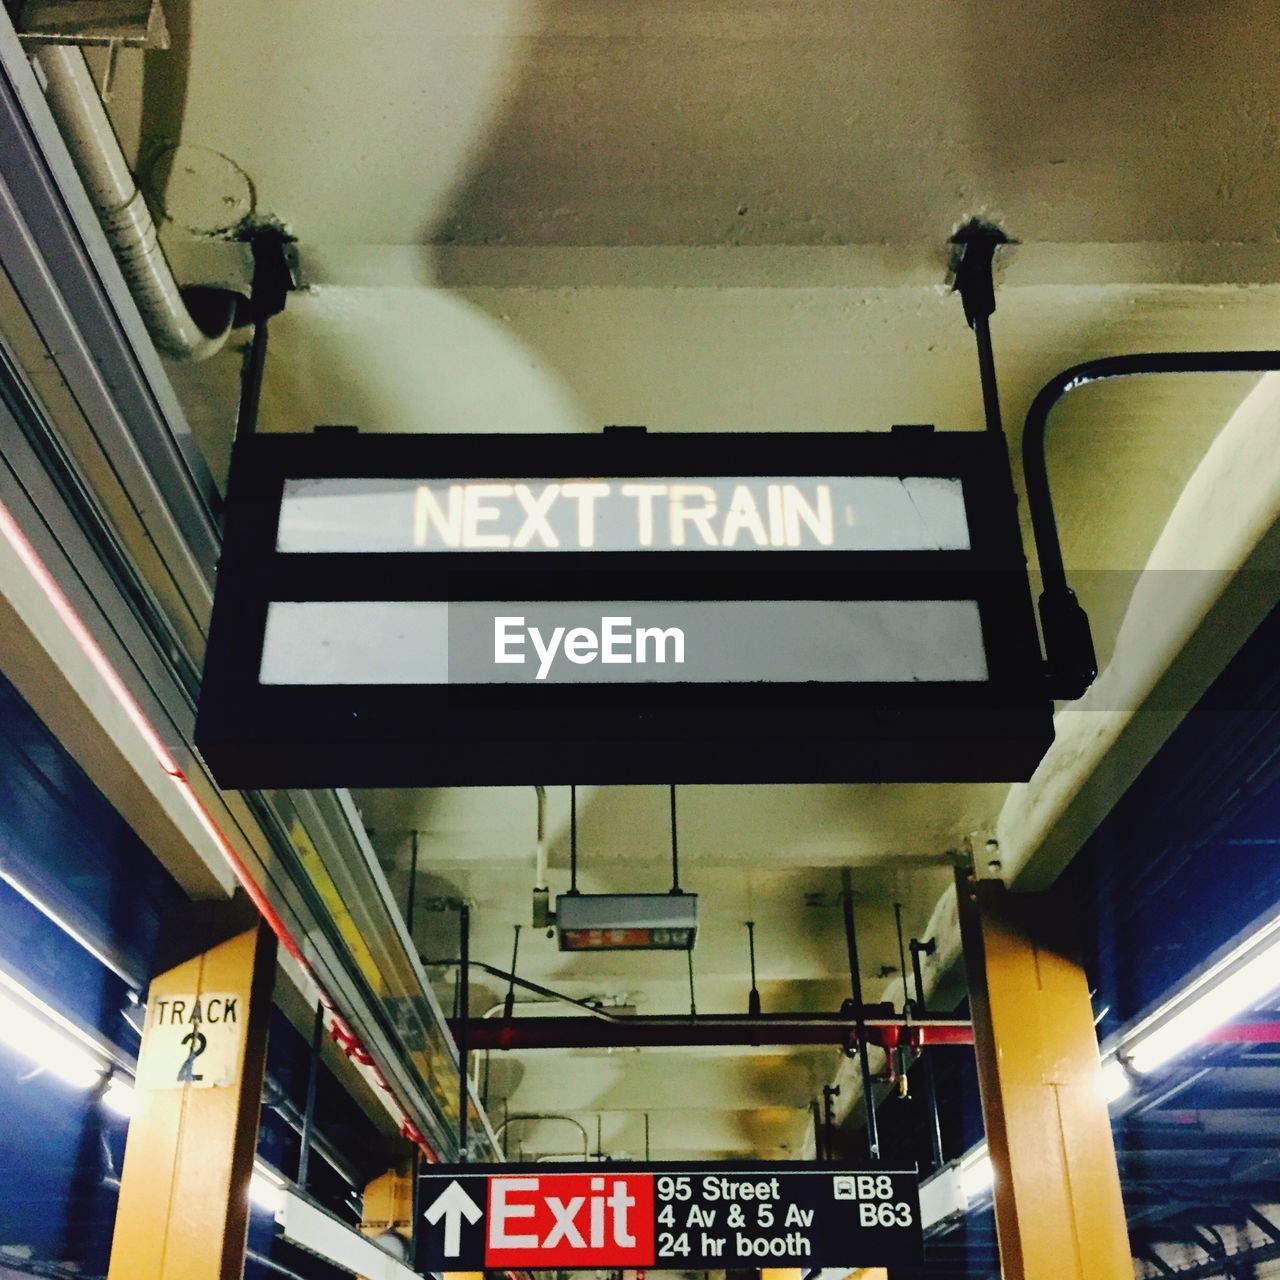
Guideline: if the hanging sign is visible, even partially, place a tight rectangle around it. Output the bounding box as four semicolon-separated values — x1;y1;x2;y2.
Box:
195;428;1052;786
415;1162;922;1272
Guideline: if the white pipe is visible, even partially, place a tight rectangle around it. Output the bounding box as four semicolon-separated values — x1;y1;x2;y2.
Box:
33;46;234;362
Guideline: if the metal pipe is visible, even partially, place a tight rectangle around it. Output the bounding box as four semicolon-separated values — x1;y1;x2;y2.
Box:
669;784;681;892
909;936;935;1017
296;1001;325;1190
746;920;762;1017
457;902;470;1161
810;1099;825;1161
1022;350;1280;698
32;46;234;362
568;785;579;894
841;869;880;1160
908;937;945;1172
452;1013;973;1051
406;830;419;944
495;1114;590;1161
434;957;631;1021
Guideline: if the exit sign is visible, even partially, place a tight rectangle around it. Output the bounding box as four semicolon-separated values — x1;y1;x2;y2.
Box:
415;1162;923;1272
195;428;1052;786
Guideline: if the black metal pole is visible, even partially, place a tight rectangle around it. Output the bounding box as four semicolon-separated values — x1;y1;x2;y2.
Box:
458;902;470;1162
406;830;419;944
569;785;579;894
810;1099;826;1161
822;1083;840;1161
669;784;681;892
746;920;761;1017
297;1001;324;1189
908;937;945;1171
950;221;1008;438
233;228;293;443
841;869;880;1160
909;937;934;1017
1023;350;1280;699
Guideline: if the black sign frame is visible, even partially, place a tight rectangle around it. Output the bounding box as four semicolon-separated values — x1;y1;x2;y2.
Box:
196;427;1052;786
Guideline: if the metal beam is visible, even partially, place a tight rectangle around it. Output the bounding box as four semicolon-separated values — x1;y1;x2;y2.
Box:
450;1013;974;1051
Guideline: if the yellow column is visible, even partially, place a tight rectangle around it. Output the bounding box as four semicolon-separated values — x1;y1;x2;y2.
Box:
108;911;276;1280
957;871;1130;1280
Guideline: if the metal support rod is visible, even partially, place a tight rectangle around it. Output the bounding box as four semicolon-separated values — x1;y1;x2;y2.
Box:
687;948;697;1016
406;830;419;944
950;221;1008;438
909;936;935;1016
841;869;880;1160
893;904;910;1018
669;784;681;892
1023;349;1280;699
822;1084;840;1161
746;920;761;1017
810;1099;826;1162
568;785;579;894
457;902;470;1162
233;229;293;443
919;1050;945;1171
645;1113;651;1161
503;925;521;1019
907;935;945;1170
296;1000;325;1190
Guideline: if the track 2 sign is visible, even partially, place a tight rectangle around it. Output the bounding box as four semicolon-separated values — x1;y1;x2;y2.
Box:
415;1162;922;1271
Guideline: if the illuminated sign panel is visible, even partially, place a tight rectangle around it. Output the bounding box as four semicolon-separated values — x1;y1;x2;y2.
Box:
415;1162;923;1271
277;474;970;553
195;428;1053;787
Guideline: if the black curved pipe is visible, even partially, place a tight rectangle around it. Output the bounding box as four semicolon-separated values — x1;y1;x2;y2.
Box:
1022;350;1280;699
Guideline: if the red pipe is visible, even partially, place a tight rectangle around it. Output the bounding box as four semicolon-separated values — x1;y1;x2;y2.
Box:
451;1015;976;1052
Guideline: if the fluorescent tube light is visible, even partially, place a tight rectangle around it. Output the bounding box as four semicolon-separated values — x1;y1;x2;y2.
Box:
0;975;107;1090
958;1145;994;1200
1099;1058;1132;1104
102;1077;136;1118
1126;923;1280;1075
250;1161;286;1216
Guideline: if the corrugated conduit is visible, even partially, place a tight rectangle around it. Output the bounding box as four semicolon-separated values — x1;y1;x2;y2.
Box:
33;45;234;362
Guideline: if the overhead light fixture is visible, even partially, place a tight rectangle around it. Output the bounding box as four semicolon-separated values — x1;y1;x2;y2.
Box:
958;1145;994;1200
1124;916;1280;1075
555;784;698;950
1098;1058;1132;1104
556;892;698;952
102;1077;136;1118
250;1161;286;1216
0;970;113;1091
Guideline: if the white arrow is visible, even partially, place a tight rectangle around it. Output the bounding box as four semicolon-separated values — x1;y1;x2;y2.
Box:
424;1180;483;1257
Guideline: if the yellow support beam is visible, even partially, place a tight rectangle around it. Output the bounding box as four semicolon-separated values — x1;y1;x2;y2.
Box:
958;871;1131;1280
108;908;276;1280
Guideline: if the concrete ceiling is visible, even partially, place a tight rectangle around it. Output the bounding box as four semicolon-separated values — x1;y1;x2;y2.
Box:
91;0;1280;1162
119;0;1280;247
